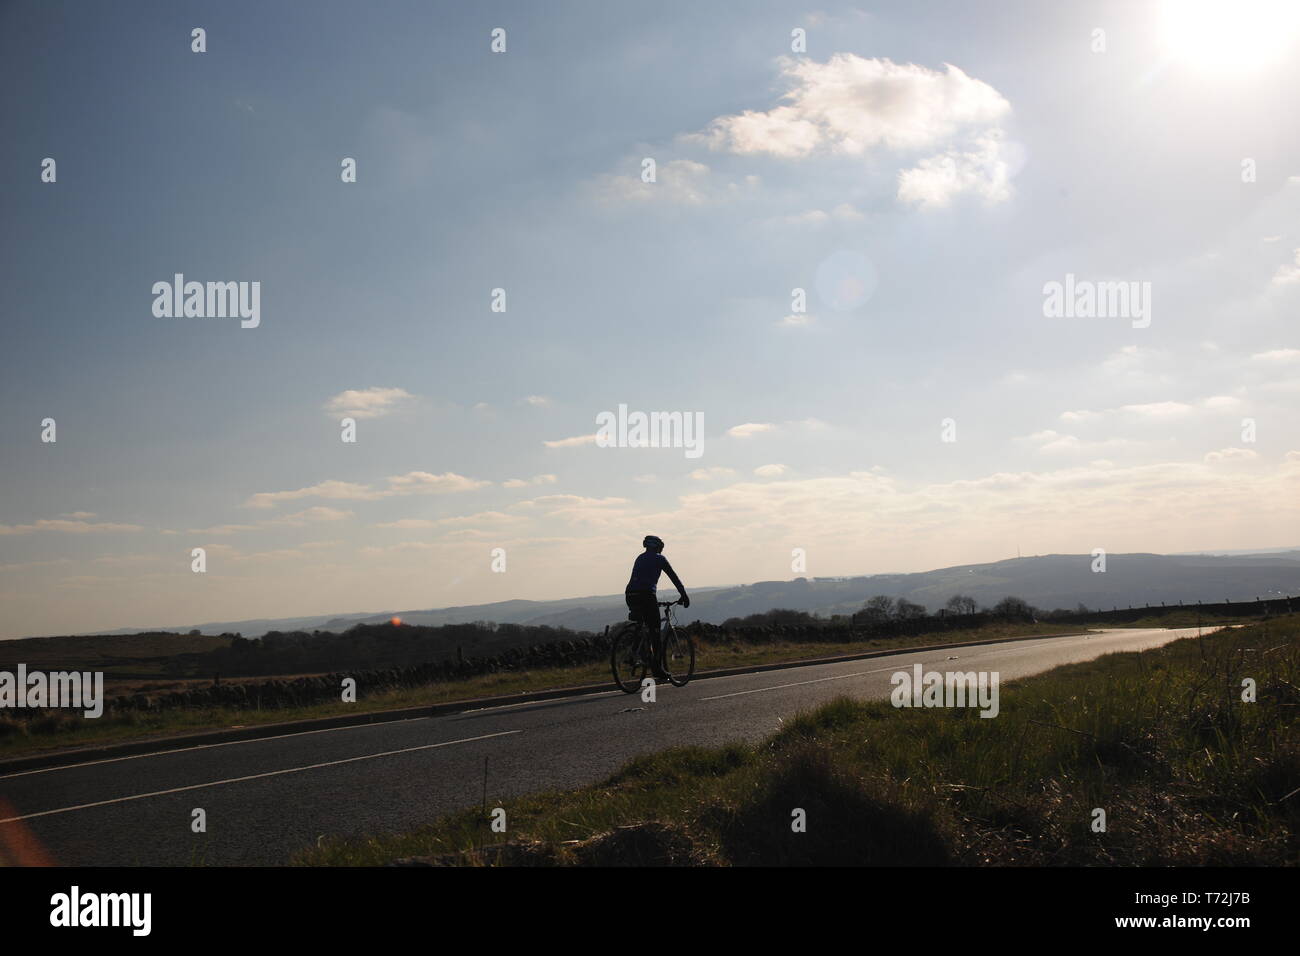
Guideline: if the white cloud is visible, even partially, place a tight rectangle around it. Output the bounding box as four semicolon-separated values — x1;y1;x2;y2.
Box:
376;510;524;530
693;54;1015;208
897;129;1012;208
0;518;143;535
727;422;776;438
543;433;598;449
1100;344;1149;373
433;511;527;528
520;494;628;509
1271;249;1300;286
780;209;831;225
187;523;261;536
268;506;354;526
245;473;488;509
373;518;437;529
523;395;551;407
590;159;759;206
755;464;788;477
1251;348;1300;362
323;387;415;419
384;472;492;496
508;494;631;528
772;204;865;227
1063;395;1234;425
1204;447;1259;463
503;474;559;488
245;480;379;509
1022;430;1146;456
696;55;1010;157
0;558;75;572
689;466;737;480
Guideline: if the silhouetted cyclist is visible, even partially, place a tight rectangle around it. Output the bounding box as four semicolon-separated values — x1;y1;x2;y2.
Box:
625;534;690;679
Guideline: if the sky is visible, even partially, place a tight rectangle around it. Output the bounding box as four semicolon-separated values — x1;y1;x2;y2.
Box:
2;0;1299;639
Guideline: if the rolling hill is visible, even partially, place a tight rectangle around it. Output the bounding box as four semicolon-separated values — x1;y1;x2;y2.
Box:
46;549;1300;641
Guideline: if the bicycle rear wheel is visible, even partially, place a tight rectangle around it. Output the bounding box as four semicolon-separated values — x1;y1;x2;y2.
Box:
610;621;649;693
662;624;695;687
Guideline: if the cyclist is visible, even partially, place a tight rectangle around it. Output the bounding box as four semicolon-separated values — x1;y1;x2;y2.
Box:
625;534;690;679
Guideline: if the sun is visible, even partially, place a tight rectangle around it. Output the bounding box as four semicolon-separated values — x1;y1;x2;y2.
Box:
1160;0;1300;72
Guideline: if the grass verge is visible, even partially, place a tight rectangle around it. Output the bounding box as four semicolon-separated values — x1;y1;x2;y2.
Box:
295;616;1300;866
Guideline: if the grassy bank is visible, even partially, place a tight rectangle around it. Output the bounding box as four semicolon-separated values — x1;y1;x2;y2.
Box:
1082;611;1257;629
0;621;1078;760
297;616;1300;866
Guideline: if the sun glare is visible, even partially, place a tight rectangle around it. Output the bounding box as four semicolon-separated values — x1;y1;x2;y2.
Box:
1161;0;1300;72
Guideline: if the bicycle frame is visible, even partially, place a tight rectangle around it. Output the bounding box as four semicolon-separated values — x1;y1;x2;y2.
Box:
631;599;679;653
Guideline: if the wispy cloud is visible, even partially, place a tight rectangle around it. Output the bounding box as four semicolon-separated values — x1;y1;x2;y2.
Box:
1271;249;1300;286
323;386;416;419
0;518;143;535
245;472;489;509
503;474;559;488
543;433;598;449
727;422;776;438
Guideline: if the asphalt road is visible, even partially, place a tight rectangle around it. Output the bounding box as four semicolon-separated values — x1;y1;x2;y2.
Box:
0;626;1216;865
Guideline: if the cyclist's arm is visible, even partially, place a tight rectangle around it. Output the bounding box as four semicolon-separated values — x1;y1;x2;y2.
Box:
660;557;688;601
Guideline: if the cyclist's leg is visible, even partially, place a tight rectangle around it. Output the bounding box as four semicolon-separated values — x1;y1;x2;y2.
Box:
627;591;665;677
625;591;656;665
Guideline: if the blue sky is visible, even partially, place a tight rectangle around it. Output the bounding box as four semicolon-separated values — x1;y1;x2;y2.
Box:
3;0;1300;638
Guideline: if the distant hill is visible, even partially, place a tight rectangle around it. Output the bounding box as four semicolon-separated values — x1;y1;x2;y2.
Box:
40;549;1300;641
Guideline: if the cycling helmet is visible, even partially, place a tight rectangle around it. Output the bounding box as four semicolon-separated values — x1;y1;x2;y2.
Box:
642;534;664;551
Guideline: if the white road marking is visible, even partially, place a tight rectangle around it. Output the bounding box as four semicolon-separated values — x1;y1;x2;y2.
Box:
701;666;900;701
0;713;445;780
0;730;520;824
455;689;622;715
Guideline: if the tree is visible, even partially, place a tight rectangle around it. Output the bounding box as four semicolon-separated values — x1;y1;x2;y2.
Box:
895;598;928;620
993;596;1034;621
945;594;978;615
858;595;895;622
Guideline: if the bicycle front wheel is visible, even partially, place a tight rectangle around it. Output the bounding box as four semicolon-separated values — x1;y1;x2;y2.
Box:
610;621;649;693
662;624;696;687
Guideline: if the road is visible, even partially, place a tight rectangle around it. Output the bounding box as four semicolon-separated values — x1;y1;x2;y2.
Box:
0;626;1214;865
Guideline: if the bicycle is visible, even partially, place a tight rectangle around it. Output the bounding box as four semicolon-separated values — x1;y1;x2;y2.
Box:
610;598;696;693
